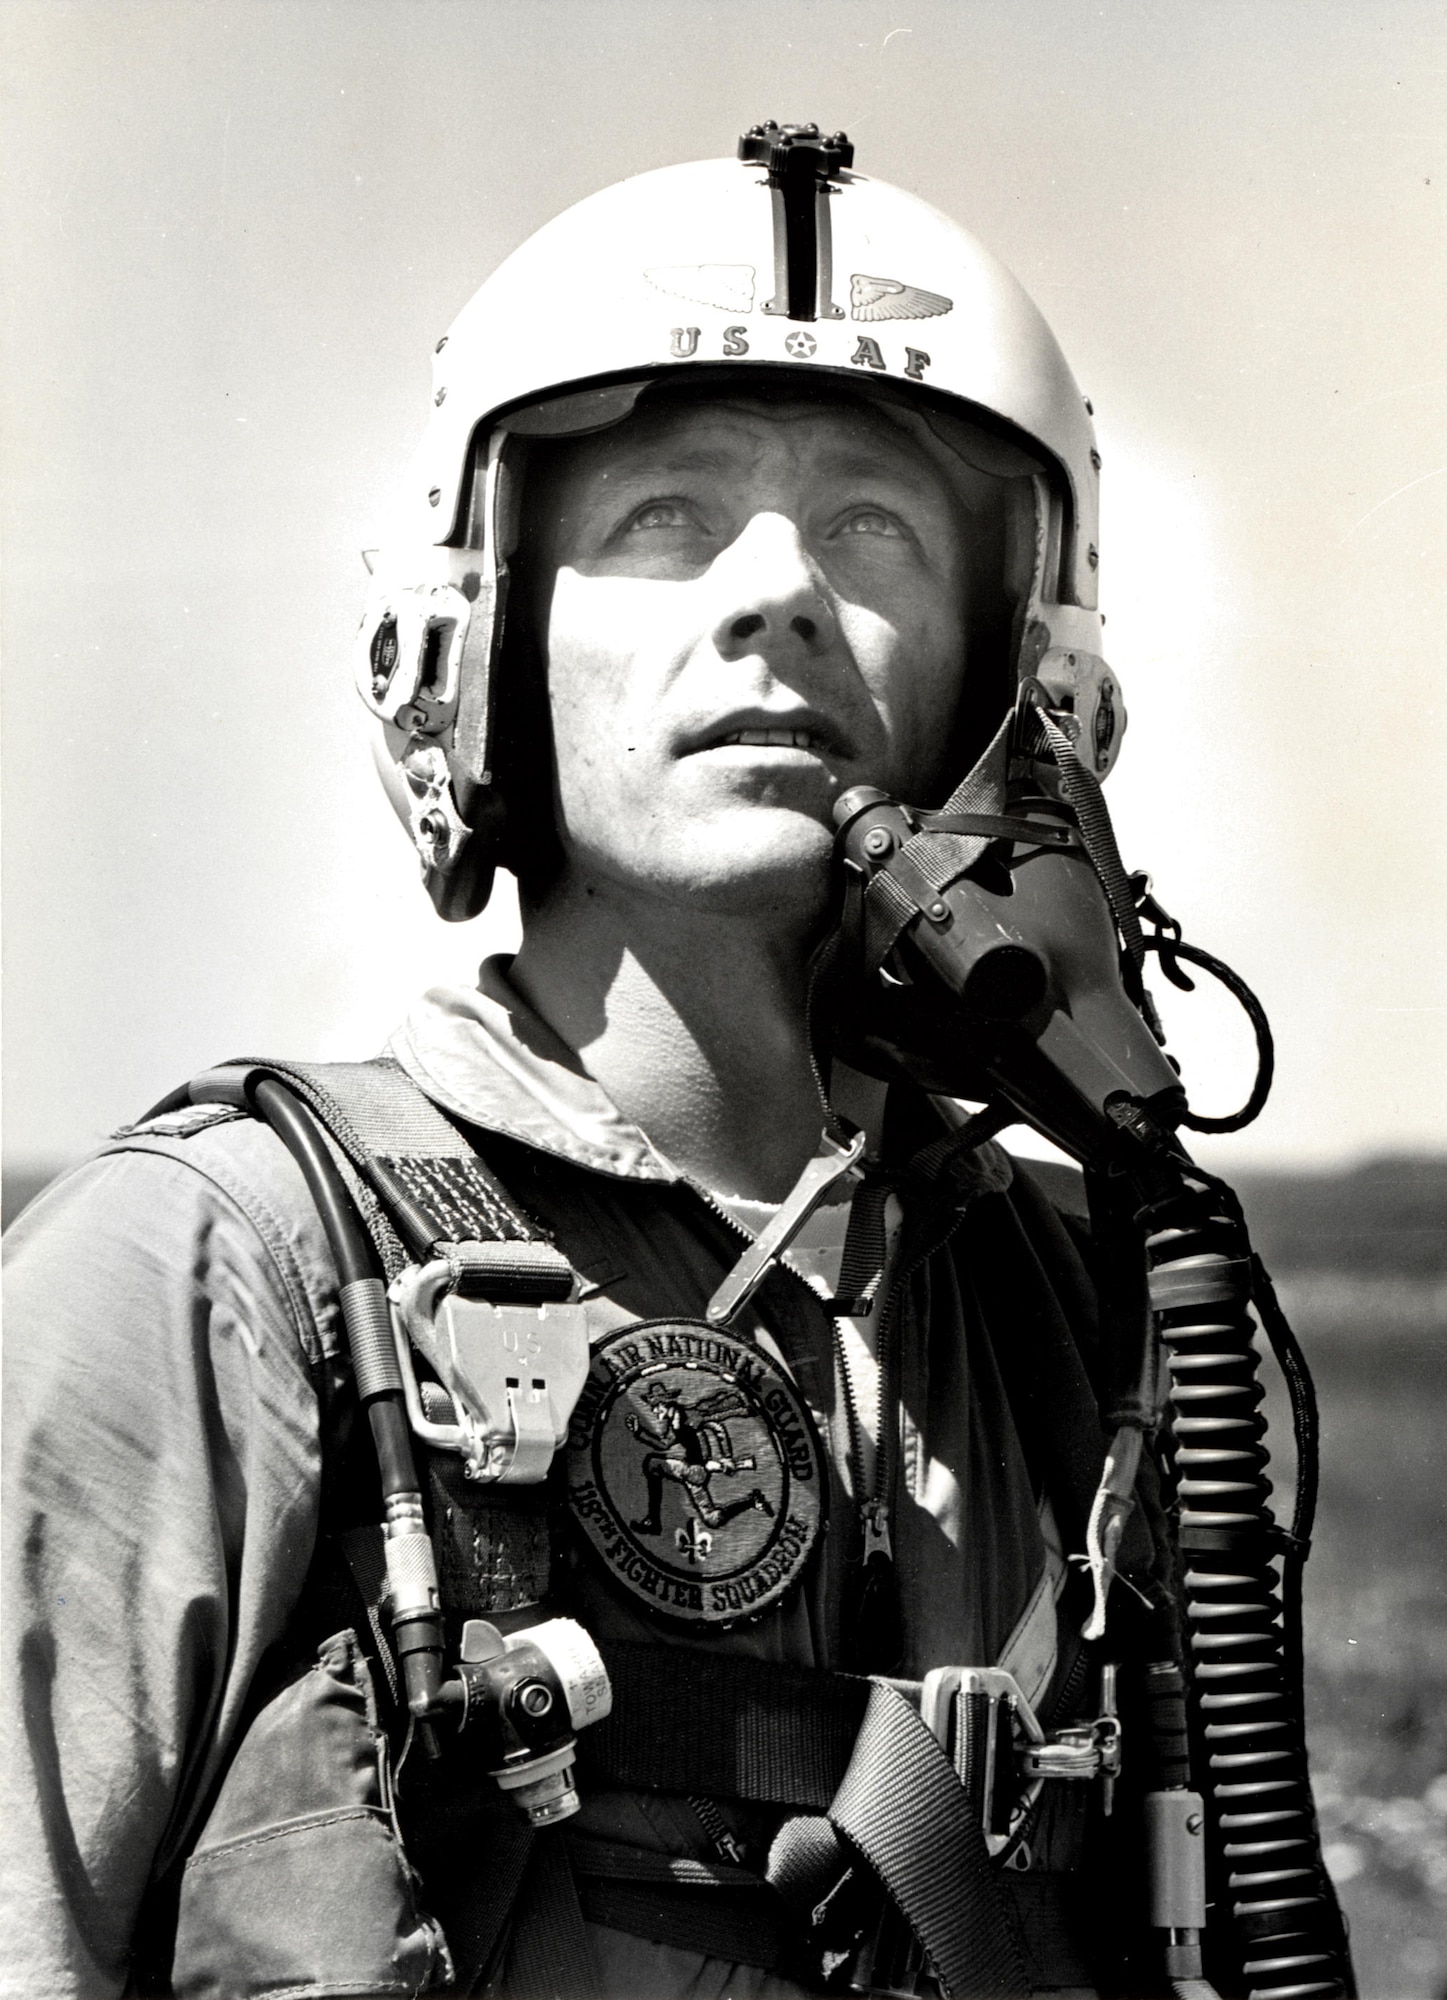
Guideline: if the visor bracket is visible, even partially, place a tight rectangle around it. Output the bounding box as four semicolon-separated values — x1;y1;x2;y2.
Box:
739;121;852;321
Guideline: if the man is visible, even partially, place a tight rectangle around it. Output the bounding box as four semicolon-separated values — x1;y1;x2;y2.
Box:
3;127;1349;2000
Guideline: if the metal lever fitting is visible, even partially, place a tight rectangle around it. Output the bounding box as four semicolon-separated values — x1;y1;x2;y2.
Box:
921;1662;1122;1857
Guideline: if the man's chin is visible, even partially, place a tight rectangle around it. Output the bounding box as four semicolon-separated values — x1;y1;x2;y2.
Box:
674;829;833;919
587;809;834;925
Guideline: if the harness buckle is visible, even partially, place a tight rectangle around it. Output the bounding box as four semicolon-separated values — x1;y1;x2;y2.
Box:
389;1245;589;1484
922;1661;1121;1856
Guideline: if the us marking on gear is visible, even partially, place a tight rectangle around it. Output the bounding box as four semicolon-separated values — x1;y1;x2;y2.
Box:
783;329;817;359
645;264;756;313
850;274;954;321
566;1319;825;1626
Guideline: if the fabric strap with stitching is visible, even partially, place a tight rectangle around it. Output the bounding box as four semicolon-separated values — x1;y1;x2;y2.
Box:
585;1643;870;1808
221;1053;540;1275
587;1645;1030;1999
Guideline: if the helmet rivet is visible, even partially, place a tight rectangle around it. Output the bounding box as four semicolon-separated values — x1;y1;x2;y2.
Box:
862;826;894;859
435;387;447;406
1090;448;1102;471
1087;544;1099;569
435;336;448;353
1083;396;1094;415
428;488;441;507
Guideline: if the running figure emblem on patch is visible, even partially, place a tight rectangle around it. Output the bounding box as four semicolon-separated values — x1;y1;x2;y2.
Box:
566;1319;826;1626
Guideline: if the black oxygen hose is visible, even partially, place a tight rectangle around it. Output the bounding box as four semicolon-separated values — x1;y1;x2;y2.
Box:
186;1072;449;1739
248;1082;419;1497
1140;1163;1352;2000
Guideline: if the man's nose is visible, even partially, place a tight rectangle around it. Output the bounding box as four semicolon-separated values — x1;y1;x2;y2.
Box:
710;513;840;663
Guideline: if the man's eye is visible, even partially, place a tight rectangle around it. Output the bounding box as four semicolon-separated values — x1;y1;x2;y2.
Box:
837;507;906;539
626;500;693;531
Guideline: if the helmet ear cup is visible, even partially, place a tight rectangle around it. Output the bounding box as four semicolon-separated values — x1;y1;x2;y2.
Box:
426;848;497;923
368;725;495;920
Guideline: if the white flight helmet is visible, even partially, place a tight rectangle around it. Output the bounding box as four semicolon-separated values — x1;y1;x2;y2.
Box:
359;123;1124;919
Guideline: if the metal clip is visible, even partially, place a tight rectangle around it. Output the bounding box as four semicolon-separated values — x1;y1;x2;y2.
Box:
921;1661;1122;1856
706;1129;866;1325
389;1250;589;1484
1021;1662;1121;1816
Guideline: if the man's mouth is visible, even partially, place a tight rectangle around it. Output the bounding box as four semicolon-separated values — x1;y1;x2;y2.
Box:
716;727;829;752
688;713;855;761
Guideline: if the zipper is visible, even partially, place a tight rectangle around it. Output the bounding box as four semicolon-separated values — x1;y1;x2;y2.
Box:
687;1792;746;1866
849;1189;980;1552
676;982;981;1581
678;1159;888;1548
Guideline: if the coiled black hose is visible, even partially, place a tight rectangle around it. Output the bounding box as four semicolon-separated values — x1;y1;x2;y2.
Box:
1144;1171;1351;2000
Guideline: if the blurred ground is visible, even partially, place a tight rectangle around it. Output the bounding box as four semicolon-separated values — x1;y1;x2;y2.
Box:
4;1153;1445;1994
1275;1287;1447;1996
1239;1161;1447;2000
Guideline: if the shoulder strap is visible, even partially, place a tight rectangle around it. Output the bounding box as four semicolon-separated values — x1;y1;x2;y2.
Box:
193;1054;556;1280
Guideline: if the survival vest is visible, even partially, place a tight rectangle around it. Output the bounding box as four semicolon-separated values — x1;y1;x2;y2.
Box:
126;1056;1346;2000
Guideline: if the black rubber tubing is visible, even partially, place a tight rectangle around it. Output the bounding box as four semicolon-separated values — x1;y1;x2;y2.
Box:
1141;938;1276;1135
249;1077;417;1499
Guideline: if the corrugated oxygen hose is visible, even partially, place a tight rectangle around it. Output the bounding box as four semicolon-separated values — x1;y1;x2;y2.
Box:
1144;1167;1351;2000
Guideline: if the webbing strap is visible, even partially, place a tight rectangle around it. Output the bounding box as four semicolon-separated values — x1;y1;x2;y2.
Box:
587;1647;1030;1998
766;1811;853;1931
857;713;1017;975
830;1682;1028;1999
502;1830;598;2000
900;708;1017;898
220;1054;542;1275
826;1119;1010;1317
1032;714;1149;1002
916;812;1076;849
830;1174;894;1316
585;1643;870;1808
862;864;921;973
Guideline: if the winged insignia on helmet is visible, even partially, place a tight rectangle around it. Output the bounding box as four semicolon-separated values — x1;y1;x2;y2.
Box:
645;264;757;313
850;274;953;321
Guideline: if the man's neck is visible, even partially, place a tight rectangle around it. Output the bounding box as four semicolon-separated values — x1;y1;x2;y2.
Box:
509;872;828;1202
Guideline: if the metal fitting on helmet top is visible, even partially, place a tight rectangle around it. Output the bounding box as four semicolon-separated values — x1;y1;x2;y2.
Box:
360;125;1124;918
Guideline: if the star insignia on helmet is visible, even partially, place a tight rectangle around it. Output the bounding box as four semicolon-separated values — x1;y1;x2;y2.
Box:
850;274;954;321
784;330;818;358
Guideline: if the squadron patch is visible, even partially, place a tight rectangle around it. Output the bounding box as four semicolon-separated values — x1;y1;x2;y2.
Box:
566;1319;826;1627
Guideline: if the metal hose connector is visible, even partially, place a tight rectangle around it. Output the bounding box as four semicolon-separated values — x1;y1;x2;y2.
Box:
1147;1179;1351;2000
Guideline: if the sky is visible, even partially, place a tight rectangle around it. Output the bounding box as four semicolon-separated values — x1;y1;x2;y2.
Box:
3;0;1446;1173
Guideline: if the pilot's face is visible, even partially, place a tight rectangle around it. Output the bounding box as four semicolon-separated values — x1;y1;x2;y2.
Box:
533;394;971;923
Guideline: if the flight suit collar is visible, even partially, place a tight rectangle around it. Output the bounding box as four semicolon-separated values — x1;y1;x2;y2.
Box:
387;957;679;1184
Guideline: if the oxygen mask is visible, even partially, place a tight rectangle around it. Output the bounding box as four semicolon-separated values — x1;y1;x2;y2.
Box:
825;683;1266;1169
